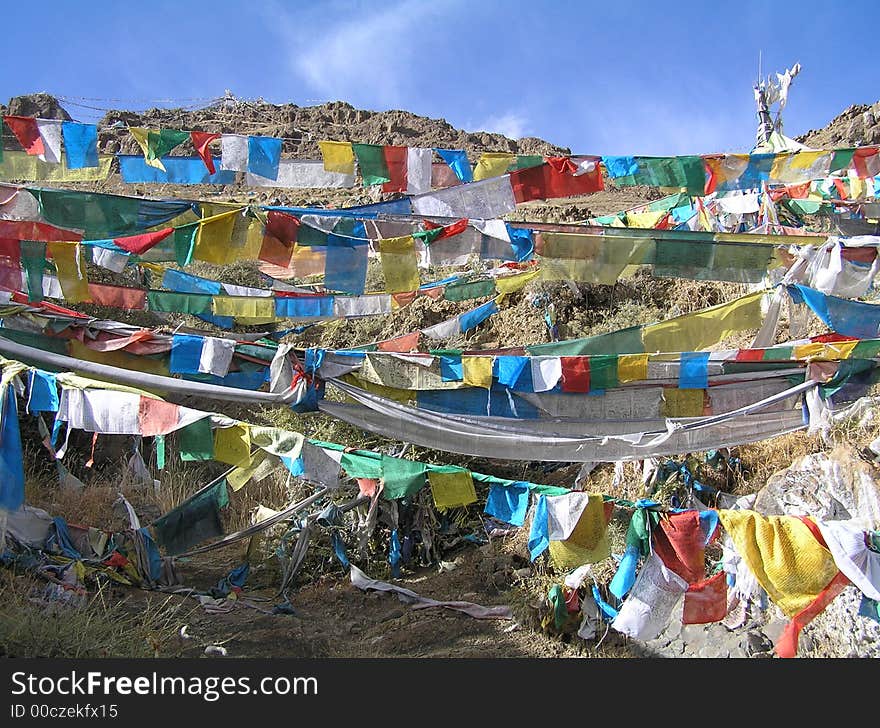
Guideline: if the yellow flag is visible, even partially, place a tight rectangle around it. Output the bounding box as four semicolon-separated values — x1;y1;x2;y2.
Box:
642;291;765;353
548;494;611;569
429;468;477;511
494;270;539;300
473;152;515;181
193;208;242;264
661;388;705;417
214;423;251;467
625;210;668;229
129;127;165;171
212;295;276;323
318;141;356;175
378;235;420;293
340;374;414;405
462;356;494;389
47;241;90;303
0;150;112;182
794;340;858;361
617;353;649;382
227;449;276;491
68;340;170;377
718;510;838;616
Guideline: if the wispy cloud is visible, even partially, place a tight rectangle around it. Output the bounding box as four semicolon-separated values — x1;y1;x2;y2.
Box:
264;0;462;108
572;95;754;156
469;111;530;140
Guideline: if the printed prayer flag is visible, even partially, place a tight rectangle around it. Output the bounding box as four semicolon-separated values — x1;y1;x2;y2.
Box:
560;356;590;392
381;145;408;193
429;466;477;510
378;235;420;293
318;140;356;175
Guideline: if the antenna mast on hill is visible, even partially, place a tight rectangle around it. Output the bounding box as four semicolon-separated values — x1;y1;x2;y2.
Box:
754;61;801;147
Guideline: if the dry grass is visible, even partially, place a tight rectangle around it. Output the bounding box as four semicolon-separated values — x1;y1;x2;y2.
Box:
0;570;192;658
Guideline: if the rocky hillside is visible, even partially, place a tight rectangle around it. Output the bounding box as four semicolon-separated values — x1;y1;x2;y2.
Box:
796;100;880;147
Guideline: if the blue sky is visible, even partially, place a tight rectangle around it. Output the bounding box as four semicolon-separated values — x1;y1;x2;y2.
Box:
4;0;876;155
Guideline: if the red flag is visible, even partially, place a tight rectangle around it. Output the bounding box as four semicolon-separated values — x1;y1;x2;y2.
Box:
0;238;21;292
510;161;603;203
191;131;220;175
4;116;44;156
545;156;578;174
138;397;180;436
265;211;300;244
852;147;880;179
113;228;173;255
377;330;420;352
682;571;728;625
652;511;714;583
775;517;850;658
381;145;408;193
560;356;590;392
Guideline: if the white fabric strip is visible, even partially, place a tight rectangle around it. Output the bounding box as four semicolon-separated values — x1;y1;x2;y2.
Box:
815;520;880;601
411;175;517;219
406;148;433;195
90;246;130;273
333;295;393;317
246;160;356;189
421;316;461;340
611;552;688;641
220;134;249;172
37;120;63;165
531;356;562;392
198;336;235;377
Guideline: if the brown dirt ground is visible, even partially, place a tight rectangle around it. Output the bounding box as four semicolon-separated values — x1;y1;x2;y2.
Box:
113;543;644;659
